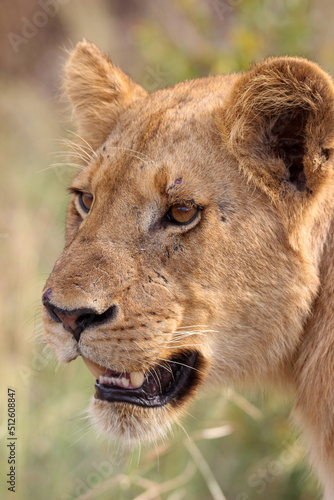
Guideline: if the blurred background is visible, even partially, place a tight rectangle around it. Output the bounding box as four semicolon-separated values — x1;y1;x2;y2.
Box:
1;0;333;498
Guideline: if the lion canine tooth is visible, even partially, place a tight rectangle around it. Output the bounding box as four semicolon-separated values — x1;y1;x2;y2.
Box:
82;356;105;378
130;372;145;388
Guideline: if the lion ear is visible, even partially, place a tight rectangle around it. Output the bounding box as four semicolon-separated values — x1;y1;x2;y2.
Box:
64;40;147;152
219;57;334;202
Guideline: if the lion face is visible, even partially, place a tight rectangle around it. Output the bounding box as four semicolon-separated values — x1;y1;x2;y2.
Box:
42;42;334;444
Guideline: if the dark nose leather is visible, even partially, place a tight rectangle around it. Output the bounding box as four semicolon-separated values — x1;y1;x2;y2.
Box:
42;288;117;342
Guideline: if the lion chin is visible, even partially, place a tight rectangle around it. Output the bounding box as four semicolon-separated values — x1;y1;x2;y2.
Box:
89;400;174;445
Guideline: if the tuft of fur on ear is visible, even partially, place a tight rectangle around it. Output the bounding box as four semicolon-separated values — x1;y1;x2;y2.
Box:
218;57;334;203
64;39;147;152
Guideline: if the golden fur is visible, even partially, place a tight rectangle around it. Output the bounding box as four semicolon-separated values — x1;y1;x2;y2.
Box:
42;41;334;498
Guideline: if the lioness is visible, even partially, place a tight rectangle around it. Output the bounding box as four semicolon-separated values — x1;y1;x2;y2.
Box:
42;40;334;498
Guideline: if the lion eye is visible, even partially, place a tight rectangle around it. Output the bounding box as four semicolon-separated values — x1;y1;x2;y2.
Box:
167;204;199;225
78;192;93;213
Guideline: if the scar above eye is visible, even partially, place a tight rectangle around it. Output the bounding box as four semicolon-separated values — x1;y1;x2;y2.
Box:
166;177;183;193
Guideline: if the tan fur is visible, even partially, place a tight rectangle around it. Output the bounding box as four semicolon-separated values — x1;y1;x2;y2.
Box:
43;41;334;498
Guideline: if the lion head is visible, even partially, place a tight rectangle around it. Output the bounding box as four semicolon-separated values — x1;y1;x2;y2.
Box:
42;41;334;454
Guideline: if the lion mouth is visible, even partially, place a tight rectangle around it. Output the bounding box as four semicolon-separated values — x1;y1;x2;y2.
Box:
85;351;200;408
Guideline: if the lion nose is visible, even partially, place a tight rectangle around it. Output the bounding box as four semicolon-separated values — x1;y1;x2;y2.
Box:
42;288;118;342
50;307;97;341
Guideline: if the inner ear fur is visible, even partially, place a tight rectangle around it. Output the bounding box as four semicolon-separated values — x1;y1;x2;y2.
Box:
64;39;147;152
219;57;334;202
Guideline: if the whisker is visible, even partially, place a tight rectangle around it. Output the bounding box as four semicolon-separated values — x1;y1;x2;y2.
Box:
49;162;83;169
53;138;92;162
176;325;211;330
163;344;202;349
174;331;206;337
151;367;162;391
132;342;172;375
156;357;204;375
61;139;92;162
37;163;82;173
69;421;95;446
50;149;91;163
107;146;161;168
175;419;191;441
67;130;99;159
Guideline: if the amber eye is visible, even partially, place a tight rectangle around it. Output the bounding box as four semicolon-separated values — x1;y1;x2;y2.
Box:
78;192;93;213
167;204;199;225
